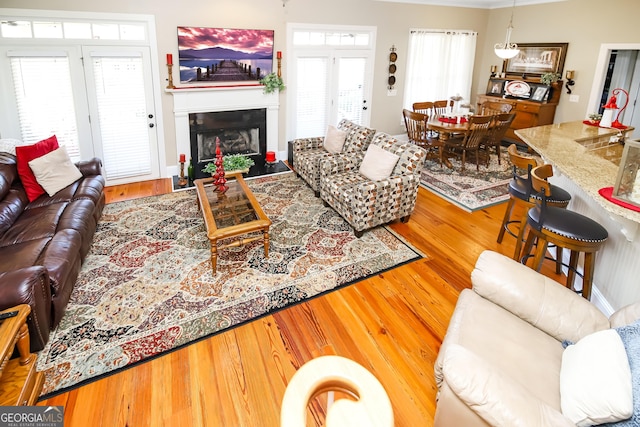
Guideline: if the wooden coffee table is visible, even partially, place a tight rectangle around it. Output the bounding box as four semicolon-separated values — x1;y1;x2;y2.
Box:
194;172;271;274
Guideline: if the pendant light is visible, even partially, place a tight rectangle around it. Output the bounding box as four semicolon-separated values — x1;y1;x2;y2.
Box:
494;0;520;59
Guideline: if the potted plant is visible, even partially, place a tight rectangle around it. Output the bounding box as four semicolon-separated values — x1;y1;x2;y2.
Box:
259;72;285;94
540;72;561;86
202;154;255;176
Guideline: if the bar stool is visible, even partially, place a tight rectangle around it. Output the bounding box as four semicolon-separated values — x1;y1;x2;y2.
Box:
497;144;572;260
520;164;608;300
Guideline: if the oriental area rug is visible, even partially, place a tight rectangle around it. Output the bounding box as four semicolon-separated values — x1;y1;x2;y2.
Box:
36;173;422;397
419;147;514;212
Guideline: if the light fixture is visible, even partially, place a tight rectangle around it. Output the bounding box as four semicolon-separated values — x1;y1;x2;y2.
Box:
494;0;519;59
565;70;575;94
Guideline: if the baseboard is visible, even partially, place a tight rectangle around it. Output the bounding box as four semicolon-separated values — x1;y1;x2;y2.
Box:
591;286;615;317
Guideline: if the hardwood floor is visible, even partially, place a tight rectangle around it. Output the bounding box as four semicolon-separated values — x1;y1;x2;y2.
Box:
41;177;564;426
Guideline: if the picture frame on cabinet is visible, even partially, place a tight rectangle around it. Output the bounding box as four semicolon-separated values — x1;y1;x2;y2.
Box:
486;78;506;96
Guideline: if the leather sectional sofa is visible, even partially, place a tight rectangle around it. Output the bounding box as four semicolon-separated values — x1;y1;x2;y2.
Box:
0;152;105;351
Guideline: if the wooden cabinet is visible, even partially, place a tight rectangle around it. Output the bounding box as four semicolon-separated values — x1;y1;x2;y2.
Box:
477;80;562;145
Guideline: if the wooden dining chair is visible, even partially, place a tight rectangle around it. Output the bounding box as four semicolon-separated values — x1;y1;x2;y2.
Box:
443;115;493;171
403;109;443;165
433;99;454;117
412;101;434;116
484;112;516;165
479;100;513;116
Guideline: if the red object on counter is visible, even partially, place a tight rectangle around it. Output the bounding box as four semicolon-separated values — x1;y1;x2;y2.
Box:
277;51;282;59
179;153;185;163
598;187;640;212
265;151;276;162
166;54;173;65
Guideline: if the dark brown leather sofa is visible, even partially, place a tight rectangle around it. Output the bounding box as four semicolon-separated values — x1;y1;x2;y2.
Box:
0;152;105;351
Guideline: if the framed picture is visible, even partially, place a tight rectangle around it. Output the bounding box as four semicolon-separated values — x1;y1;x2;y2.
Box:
530;84;550;102
486;78;506;96
177;26;274;84
502;43;568;77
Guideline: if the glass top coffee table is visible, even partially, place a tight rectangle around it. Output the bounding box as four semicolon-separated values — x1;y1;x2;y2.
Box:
194;172;271;274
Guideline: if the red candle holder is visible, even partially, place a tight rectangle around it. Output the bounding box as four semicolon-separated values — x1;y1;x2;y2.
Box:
265;151;276;163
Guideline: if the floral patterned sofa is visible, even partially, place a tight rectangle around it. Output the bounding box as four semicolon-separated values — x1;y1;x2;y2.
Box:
292;119;376;197
318;132;427;237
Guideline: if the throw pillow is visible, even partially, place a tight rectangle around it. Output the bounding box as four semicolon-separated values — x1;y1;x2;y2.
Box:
601;319;640;426
15;135;59;202
359;144;400;181
323;125;348;154
28;146;82;197
560;329;633;426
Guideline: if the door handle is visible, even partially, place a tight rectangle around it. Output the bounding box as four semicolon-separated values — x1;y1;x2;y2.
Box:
149;123;155;128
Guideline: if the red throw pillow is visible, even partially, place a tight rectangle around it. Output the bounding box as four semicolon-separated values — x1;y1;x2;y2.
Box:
15;135;60;202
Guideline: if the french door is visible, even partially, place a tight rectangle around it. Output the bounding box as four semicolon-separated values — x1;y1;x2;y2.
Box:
81;46;159;183
287;24;376;140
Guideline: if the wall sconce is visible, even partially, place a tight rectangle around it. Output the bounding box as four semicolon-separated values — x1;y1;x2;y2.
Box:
565;70;575;94
490;65;497;78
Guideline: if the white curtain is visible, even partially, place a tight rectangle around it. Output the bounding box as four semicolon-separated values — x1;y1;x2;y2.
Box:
403;30;477;110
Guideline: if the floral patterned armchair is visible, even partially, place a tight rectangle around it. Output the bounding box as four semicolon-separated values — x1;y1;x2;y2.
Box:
318;132;427;237
292;119;376;197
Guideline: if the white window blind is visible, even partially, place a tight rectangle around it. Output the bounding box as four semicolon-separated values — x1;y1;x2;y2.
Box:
9;55;81;160
404;29;477;110
295;57;329;138
91;54;151;180
337;57;366;124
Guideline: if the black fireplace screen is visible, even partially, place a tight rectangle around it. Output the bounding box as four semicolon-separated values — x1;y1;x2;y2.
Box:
189;108;266;179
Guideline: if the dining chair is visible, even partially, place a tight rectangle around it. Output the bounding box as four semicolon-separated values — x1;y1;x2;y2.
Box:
412;101;435;116
403;109;442;165
479;100;514;116
483;112;516;165
443;115;493;171
433;99;454;117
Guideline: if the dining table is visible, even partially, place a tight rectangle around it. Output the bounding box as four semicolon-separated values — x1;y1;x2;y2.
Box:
426;117;472;168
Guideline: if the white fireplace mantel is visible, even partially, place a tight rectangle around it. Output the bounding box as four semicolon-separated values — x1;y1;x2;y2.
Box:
167;85;279;166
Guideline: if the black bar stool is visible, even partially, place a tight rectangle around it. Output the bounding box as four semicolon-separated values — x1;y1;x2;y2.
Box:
520;164;608;300
497;144;572;260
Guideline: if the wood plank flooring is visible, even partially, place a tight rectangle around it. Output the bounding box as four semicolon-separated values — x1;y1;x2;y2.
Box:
41;176;564;426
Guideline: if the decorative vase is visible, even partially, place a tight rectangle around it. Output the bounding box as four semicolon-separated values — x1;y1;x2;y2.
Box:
212;138;228;193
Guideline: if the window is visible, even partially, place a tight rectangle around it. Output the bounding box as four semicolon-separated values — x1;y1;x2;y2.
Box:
403;29;477;110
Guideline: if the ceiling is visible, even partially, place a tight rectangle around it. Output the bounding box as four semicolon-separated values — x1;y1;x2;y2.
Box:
375;0;566;9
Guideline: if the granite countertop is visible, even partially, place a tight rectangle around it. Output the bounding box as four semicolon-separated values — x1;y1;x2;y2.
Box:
516;121;640;224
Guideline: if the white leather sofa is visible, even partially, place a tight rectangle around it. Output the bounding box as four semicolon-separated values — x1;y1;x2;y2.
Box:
434;250;640;426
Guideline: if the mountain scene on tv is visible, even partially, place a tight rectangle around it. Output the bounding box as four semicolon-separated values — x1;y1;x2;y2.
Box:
178;27;274;83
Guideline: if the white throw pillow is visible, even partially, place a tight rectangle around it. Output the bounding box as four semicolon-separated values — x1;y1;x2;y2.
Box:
359;144;400;181
28;146;83;196
560;329;633;426
323;125;348;154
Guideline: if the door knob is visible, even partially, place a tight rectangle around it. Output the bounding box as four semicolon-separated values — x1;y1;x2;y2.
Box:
149;123;154;128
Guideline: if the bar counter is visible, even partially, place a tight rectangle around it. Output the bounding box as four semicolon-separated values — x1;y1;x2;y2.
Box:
516;121;639;224
516;121;639;312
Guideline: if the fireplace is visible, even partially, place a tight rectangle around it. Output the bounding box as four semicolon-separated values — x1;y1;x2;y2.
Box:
169;86;281;183
189;109;267;179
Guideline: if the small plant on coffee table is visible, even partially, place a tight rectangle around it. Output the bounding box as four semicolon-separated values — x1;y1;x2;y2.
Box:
202;154;255;176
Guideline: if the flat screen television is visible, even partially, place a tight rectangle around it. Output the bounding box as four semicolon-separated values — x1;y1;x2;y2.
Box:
177;26;274;84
